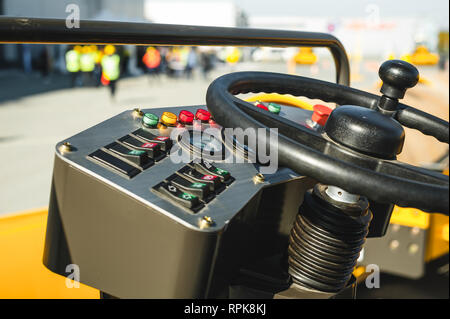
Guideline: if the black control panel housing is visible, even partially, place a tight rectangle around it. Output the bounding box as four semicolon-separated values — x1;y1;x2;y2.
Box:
43;105;316;298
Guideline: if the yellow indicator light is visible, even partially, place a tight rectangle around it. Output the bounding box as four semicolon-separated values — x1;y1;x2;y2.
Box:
161;111;177;126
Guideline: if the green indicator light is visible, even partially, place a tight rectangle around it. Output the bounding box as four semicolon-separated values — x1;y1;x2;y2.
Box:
142;113;159;127
128;150;146;156
181;192;197;200
268;102;281;114
213;167;228;175
191;182;206;188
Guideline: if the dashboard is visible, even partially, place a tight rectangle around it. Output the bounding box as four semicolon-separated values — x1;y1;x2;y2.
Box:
43;103;318;298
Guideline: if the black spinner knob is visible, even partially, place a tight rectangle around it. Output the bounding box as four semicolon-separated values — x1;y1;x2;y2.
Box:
377;60;419;115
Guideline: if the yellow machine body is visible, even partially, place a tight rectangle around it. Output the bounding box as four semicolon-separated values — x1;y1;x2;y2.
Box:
293;47;318;65
402;45;439;66
0;209;98;299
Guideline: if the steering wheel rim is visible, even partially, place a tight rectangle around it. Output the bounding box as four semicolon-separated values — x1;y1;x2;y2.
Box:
206;71;449;214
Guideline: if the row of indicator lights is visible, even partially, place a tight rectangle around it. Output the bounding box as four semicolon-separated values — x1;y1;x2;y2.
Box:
142;103;332;128
253;101;332;127
179;110;214;125
254;101;281;114
142;109;214;128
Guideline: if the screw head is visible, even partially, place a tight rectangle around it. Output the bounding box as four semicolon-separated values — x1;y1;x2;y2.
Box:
253;173;265;184
199;216;214;229
133;108;144;117
59;142;73;153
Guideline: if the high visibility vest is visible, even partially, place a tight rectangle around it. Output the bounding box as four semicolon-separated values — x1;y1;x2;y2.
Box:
80;53;95;72
94;51;103;64
101;54;120;81
65;50;80;72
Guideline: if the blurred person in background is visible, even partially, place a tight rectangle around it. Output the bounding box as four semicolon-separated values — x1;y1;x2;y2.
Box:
101;45;121;98
185;47;197;79
91;45;103;87
21;44;32;74
166;47;186;77
80;45;96;86
65;45;82;87
199;49;214;80
142;46;161;80
38;46;52;81
120;47;131;76
158;47;169;75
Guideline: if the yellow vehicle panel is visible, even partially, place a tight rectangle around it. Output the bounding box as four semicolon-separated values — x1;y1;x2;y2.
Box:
0;209;98;299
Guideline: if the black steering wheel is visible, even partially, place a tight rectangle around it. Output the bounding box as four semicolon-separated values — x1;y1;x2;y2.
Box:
206;60;449;214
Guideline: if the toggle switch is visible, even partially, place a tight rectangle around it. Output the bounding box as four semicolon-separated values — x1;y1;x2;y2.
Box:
103;142;153;169
177;166;225;193
118;135;164;161
131;128;172;151
189;161;232;184
153;181;202;211
167;174;213;202
88;149;140;178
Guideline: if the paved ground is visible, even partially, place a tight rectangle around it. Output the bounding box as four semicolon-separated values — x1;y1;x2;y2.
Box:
0;60;448;214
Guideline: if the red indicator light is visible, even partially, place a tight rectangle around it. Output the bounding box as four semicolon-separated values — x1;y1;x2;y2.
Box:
179;110;195;124
141;143;157;148
256;103;269;111
195;109;211;122
312;104;332;126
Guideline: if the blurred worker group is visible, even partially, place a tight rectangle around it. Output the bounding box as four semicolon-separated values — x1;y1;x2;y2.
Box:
65;44;121;97
63;45;221;98
138;46;217;80
4;33;446;101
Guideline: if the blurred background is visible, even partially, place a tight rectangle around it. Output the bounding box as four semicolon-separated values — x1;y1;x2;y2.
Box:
0;0;448;215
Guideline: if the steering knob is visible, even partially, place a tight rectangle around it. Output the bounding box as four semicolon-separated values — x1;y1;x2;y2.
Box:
379;60;419;98
377;60;419;115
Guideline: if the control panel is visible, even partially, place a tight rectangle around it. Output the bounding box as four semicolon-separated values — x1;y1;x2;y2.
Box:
44;103;318;298
53;104;314;225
